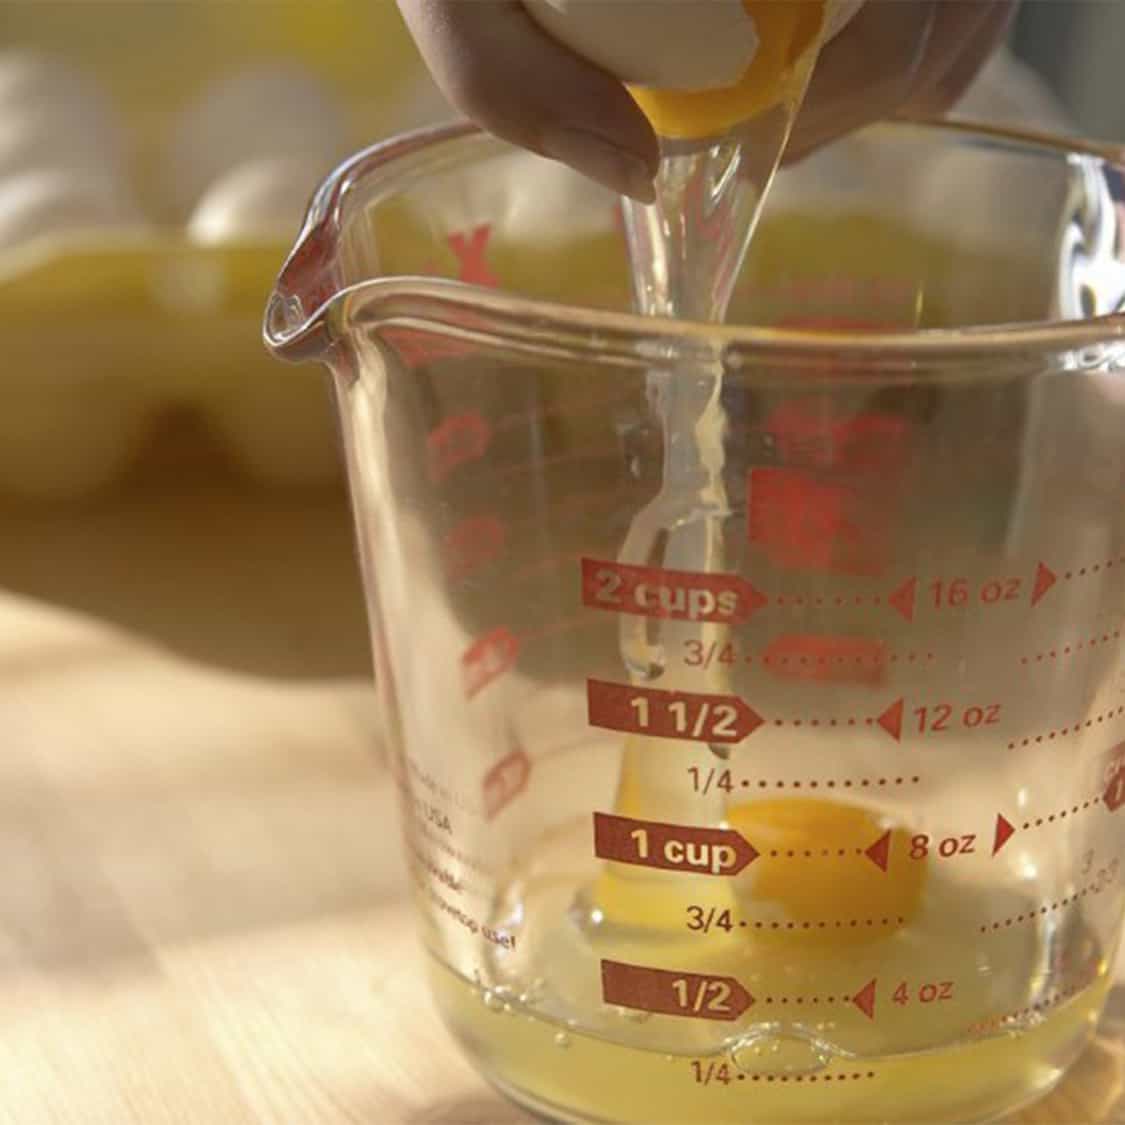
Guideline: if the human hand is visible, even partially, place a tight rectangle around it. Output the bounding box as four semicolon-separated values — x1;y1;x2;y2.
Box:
396;1;1017;202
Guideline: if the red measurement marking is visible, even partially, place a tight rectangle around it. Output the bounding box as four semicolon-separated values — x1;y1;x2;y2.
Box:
771;699;903;738
876;698;904;741
1104;742;1125;812
764;399;913;474
980;879;1110;932
443;515;507;580
1023;628;1122;663
482;748;530;821
601;960;753;1021
888;577;917;622
1105;775;1125;812
594;812;757;876
447;224;498;287
1031;562;1057;607
992;814;1016;856
761;635;887;686
748;469;890;578
462;627;519;699
1007;705;1125;749
758;831;890;870
581;558;767;625
852;978;878;1021
426;411;491;483
383;327;479;366
864;831;891;872
586;680;763;744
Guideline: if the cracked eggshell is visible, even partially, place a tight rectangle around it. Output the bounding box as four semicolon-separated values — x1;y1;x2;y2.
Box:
522;0;760;90
522;0;864;89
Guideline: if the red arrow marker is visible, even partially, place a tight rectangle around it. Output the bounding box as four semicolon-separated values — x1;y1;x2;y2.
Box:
992;814;1016;856
876;698;904;741
601;960;754;1021
1104;768;1125;813
852;979;877;1020
888;577;917;623
1031;563;1057;607
864;830;892;872
593;812;759;876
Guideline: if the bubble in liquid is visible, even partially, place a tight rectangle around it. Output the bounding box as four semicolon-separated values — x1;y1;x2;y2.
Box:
554;1032;571;1049
482;990;504;1012
615;1006;652;1024
729;1029;834;1076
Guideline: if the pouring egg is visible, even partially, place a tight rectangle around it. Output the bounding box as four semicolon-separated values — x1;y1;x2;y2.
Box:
524;0;864;141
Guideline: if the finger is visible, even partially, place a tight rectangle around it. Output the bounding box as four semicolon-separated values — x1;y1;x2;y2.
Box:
396;0;659;201
899;0;1002;106
901;0;1017;116
782;0;938;165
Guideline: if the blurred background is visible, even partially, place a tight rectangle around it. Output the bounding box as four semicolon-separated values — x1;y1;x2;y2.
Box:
0;0;1119;686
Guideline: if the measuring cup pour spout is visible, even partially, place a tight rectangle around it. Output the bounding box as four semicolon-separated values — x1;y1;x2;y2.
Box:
264;124;471;365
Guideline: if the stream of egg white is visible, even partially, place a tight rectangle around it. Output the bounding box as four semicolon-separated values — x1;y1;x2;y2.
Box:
611;96;815;833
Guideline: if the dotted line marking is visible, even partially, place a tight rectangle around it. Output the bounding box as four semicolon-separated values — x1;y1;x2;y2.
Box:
1019;796;1104;830
1022;629;1122;664
741;916;905;933
765;847;870;860
979;880;1107;933
773;717;873;729
971;974;1100;1033
736;1072;877;1083
774;595;883;609
1061;556;1125;580
1007;706;1125;749
741;776;921;790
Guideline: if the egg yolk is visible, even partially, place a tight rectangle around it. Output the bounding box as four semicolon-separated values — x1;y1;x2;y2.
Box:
725;797;926;944
627;0;825;141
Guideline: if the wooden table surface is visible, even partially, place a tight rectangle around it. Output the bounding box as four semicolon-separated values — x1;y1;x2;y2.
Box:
0;481;1121;1125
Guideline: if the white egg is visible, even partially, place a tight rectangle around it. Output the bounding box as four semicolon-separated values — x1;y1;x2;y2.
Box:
0;107;125;183
0;381;152;502
186;156;321;246
166;62;349;216
0;169;145;253
0;49;119;122
522;0;864;90
207;367;342;488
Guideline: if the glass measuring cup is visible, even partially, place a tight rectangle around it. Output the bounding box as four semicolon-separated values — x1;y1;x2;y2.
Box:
265;120;1125;1124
